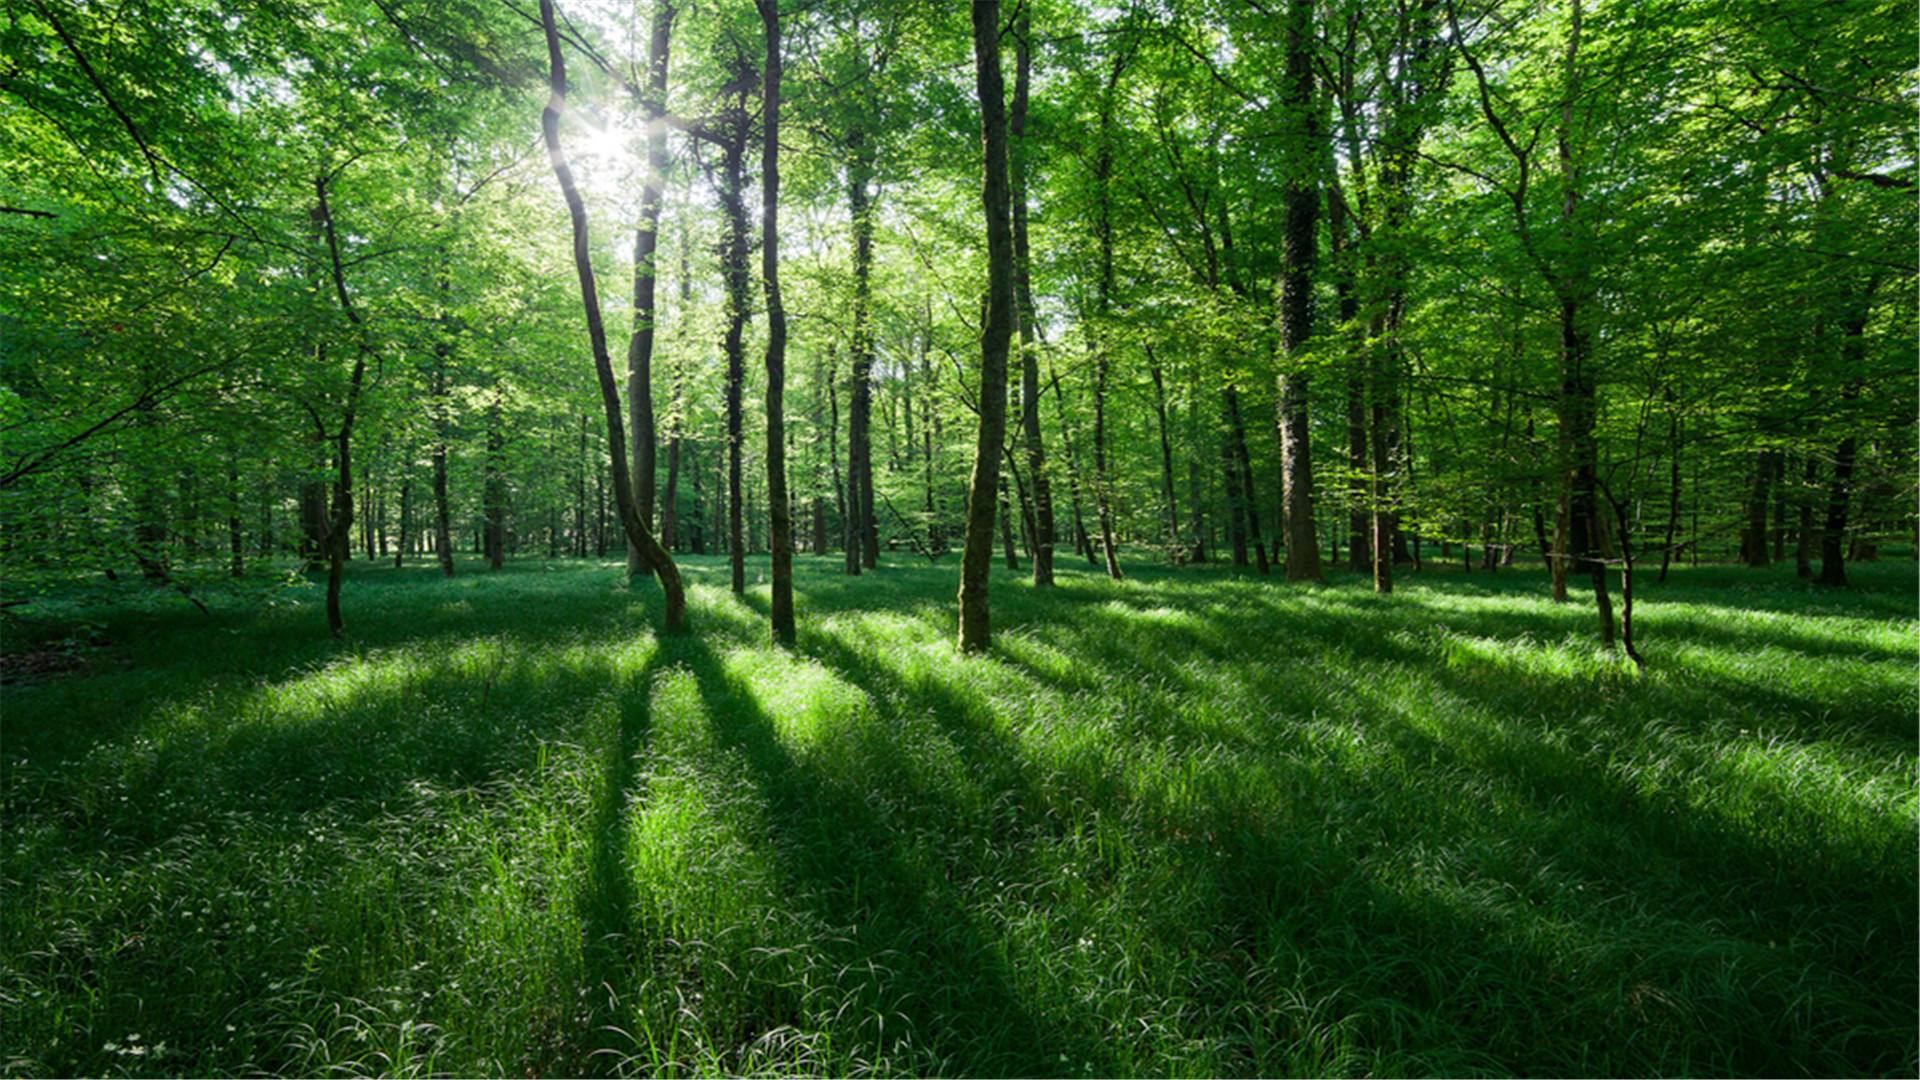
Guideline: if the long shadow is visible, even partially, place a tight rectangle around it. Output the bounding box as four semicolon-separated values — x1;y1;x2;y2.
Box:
660;630;1115;1076
567;650;665;1078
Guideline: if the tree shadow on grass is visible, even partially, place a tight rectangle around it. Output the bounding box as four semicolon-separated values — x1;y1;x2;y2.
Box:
565;651;664;1078
657;627;1114;1076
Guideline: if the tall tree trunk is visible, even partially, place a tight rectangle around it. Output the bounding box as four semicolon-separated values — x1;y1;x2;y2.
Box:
431;253;456;578
760;0;795;644
1795;455;1816;578
960;0;1014;653
1819;381;1862;586
1012;9;1054;586
1148;347;1181;560
714;111;752;596
1222;397;1249;567
1743;448;1776;566
1331;192;1369;573
1658;404;1680;583
624;0;676;578
1369;332;1395;595
227;455;244;578
848;134;880;571
1049;361;1095;565
999;470;1020;569
828;342;849;563
538;0;686;631
1276;0;1323;582
313;176;372;637
1226;386;1268;574
483;394;505;571
394;478;410;569
1186;398;1208;562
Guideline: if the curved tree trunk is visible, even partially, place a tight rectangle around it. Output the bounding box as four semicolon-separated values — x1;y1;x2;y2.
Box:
537;0;685;632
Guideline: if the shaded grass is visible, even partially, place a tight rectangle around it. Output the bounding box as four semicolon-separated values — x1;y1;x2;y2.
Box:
2;554;1914;1076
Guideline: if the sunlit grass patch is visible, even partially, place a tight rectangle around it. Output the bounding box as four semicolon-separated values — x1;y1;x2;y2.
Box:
2;555;1913;1077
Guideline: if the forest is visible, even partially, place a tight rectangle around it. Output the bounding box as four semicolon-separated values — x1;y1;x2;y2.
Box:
1;0;1915;1076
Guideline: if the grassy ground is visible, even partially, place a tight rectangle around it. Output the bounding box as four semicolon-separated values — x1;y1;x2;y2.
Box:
3;553;1914;1077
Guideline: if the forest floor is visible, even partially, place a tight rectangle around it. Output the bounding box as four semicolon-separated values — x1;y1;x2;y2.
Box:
3;553;1915;1077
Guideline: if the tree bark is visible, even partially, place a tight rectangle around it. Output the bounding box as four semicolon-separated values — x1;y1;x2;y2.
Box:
848;135;880;571
624;0;676;578
1819;381;1862;586
313;176;372;637
711;93;753;596
760;0;794;644
538;0;686;631
960;0;1014;653
1012;8;1054;586
1276;0;1322;582
1148;347;1181;560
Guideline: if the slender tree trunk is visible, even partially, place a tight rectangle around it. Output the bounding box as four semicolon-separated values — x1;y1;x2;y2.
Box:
432;255;456;578
394;479;410;569
483;395;505;570
539;0;686;631
1222;398;1249;568
1148;348;1181;560
313;177;372;637
1049;361;1095;565
1276;0;1323;582
827;342;849;564
1819;381;1862;586
1369;332;1394;594
1658;405;1680;583
714;115;752;596
1743;448;1776;567
1226;386;1268;574
1012;9;1054;586
848;135;880;572
1186;400;1207;562
999;470;1020;569
760;0;794;644
960;0;1014;653
622;1;675;578
1795;456;1816;578
226;456;243;577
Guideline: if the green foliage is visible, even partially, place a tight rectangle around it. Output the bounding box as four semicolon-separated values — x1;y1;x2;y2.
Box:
4;556;1914;1075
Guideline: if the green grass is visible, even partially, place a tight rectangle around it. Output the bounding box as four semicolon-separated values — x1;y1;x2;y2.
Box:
3;553;1915;1077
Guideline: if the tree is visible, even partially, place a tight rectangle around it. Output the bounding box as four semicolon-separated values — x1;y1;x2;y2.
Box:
538;0;687;633
958;0;1014;654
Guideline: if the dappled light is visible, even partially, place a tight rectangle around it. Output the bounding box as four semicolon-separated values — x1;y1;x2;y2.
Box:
5;556;1913;1076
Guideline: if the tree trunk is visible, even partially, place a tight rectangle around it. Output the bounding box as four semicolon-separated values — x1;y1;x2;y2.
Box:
848;134;880;572
1795;455;1816;578
1222;397;1249;568
1227;386;1268;574
624;0;675;578
483;395;505;570
394;478;410;569
1658;405;1680;583
1276;0;1322;582
714;110;752;596
1049;361;1095;565
1743;448;1776;566
1148;348;1181;560
760;0;795;644
960;0;1014;653
1819;381;1862;586
313;176;372;638
539;0;686;631
1012;9;1054;586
